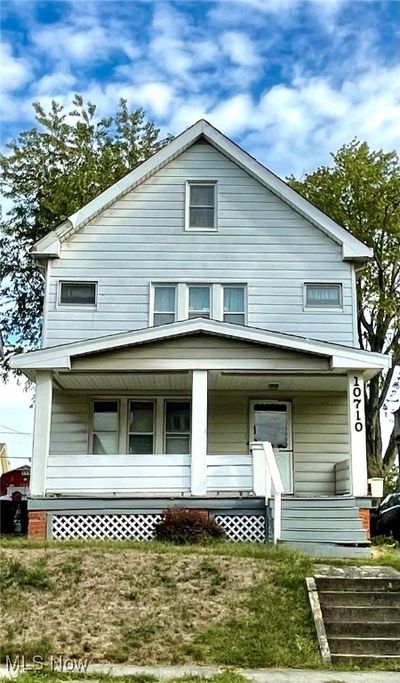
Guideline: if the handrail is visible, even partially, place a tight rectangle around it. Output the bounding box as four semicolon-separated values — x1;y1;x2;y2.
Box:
250;441;284;543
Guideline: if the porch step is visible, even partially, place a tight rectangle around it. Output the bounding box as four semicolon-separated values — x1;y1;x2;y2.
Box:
280;496;368;557
312;570;400;664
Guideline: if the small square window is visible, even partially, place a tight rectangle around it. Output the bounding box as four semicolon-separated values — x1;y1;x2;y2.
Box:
154;285;177;326
305;284;342;308
223;286;246;325
60;281;96;305
186;182;217;231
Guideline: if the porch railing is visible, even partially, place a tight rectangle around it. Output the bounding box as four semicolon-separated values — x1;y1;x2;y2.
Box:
250;441;284;543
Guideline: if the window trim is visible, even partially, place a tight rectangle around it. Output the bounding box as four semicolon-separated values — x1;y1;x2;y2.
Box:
152;283;177;326
58;280;97;309
185;180;218;232
304;282;343;310
222;284;247;325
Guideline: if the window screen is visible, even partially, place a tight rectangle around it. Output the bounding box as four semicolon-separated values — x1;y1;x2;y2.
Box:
188;183;216;229
92;400;119;454
129;401;155;454
223;286;245;324
189;286;210;318
154;286;176;326
165;401;191;454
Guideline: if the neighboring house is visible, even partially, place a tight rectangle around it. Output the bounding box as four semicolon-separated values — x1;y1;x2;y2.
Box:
11;120;391;556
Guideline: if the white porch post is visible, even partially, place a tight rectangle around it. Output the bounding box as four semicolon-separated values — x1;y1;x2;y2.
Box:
190;370;208;495
30;370;53;497
347;372;368;497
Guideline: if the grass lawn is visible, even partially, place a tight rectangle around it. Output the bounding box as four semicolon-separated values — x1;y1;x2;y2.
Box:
1;538;399;671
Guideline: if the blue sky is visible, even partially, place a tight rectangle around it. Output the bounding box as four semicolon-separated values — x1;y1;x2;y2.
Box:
0;0;399;465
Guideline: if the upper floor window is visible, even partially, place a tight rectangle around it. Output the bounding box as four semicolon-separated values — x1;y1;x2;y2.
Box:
154;285;176;326
59;281;96;306
223;286;245;325
151;283;246;326
185;181;217;231
305;283;342;308
188;286;210;318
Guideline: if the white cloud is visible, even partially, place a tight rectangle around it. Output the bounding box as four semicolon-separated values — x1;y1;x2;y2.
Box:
0;41;32;92
221;31;260;68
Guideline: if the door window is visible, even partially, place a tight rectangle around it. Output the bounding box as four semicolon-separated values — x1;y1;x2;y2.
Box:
129;401;155;454
252;402;290;449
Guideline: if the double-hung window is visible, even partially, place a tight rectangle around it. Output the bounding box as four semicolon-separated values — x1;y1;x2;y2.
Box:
188;286;210;318
165;401;191;454
92;400;119;454
186;182;217;231
128;401;155;454
153;285;177;326
223;286;245;324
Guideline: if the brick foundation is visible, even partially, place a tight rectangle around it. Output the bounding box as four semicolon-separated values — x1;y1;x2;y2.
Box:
28;510;47;538
358;508;370;539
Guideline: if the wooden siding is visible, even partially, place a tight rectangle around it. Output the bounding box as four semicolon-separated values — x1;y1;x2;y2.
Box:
72;335;330;371
45;142;356;347
48;388;350;496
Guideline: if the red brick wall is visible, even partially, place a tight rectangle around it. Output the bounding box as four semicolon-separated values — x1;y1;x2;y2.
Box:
358;508;370;539
28;511;47;538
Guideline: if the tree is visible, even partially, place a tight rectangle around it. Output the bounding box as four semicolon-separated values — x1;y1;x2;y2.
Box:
289;141;400;477
0;96;171;375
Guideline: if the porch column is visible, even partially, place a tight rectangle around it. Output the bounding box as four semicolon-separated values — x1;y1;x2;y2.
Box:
30;371;53;497
347;373;368;497
190;370;208;495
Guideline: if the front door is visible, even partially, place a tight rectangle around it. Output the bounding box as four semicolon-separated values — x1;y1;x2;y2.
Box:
250;401;294;493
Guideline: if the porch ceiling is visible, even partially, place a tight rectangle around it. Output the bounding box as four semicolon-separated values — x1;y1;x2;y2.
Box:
54;370;347;393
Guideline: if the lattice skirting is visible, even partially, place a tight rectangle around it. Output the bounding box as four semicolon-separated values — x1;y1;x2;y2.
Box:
51;512;266;543
214;514;266;542
52;513;162;541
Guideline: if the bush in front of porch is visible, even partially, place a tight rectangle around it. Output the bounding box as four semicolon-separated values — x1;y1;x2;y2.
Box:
153;508;225;544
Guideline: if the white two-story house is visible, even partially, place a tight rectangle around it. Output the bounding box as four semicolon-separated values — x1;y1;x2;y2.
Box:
11;120;391;556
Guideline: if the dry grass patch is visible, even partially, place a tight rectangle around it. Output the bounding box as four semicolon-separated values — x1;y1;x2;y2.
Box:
0;547;268;664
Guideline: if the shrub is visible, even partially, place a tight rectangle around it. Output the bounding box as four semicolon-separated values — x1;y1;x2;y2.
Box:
153;508;225;544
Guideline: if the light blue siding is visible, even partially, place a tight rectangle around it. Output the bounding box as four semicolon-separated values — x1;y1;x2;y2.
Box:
44;141;356;347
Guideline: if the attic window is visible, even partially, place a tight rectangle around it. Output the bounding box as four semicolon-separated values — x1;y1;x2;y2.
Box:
185;181;217;231
59;281;97;306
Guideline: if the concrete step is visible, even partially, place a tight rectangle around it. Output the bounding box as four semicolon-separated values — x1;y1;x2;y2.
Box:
329;636;400;655
331;653;400;665
325;621;400;637
280;540;371;558
319;590;400;607
316;577;400;592
323;605;400;622
281;529;367;542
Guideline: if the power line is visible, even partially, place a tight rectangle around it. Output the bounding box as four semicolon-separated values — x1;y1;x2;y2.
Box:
0;424;32;436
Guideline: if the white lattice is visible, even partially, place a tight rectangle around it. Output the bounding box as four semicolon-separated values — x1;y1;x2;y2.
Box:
52;513;162;540
215;514;266;542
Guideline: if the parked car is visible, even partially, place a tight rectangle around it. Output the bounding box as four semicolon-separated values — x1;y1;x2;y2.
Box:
374;493;400;542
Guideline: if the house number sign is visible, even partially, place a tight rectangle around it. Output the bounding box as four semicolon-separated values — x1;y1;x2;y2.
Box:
352;376;363;433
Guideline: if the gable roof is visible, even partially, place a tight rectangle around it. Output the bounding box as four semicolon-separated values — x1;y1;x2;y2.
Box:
10;318;390;379
32;119;372;261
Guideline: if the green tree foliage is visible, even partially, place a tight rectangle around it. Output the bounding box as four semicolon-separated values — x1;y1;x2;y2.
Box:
289;141;400;476
0;96;171;373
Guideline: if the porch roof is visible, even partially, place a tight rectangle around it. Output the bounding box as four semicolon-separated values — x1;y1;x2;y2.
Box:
10;318;391;380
